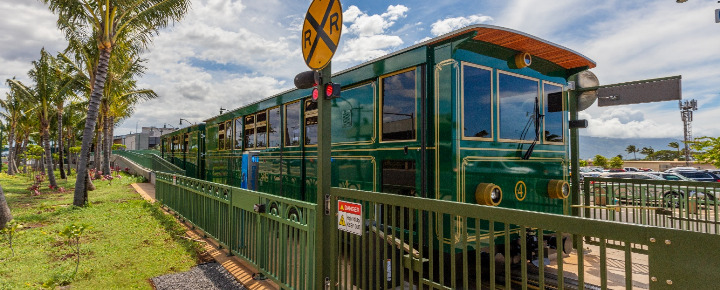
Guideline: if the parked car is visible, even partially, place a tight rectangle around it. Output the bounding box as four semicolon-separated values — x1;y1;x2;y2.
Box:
647;172;693;181
623;167;640;172
674;171;720;182
665;167;699;173
590;172;716;207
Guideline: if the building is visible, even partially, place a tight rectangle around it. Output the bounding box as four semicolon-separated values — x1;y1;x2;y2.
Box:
115;126;177;150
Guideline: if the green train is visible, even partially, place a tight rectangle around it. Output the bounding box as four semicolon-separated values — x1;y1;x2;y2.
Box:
161;24;593;225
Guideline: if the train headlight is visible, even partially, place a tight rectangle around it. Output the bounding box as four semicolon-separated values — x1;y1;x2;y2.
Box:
475;183;502;206
548;180;570;199
514;52;532;69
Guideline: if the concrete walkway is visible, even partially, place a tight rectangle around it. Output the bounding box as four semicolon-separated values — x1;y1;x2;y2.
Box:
130;183;277;290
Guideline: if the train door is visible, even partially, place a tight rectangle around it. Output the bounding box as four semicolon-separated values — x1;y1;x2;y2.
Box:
242;151;259;190
379;66;426;198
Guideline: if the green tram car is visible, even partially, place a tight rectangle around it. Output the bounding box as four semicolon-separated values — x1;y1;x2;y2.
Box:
161;24;595;252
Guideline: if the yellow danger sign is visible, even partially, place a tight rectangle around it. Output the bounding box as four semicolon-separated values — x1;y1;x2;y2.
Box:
339;215;346;226
302;0;343;70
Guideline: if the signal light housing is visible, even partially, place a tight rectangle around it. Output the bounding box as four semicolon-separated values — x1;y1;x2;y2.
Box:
324;83;341;100
294;70;319;89
311;87;319;102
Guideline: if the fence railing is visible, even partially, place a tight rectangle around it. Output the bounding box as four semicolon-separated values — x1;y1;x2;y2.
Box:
148;153;184;175
155;172;318;289
154;170;720;289
581;177;720;234
112;150;184;175
329;187;720;289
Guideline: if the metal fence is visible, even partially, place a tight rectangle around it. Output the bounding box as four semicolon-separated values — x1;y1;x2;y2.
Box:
155;172;720;289
329;187;720;289
155;172;318;289
112;150;184;175
581;177;720;234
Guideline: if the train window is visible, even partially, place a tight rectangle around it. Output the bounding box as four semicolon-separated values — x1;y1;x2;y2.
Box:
543;82;564;143
218;122;226;150
382;160;416;196
330;82;375;144
498;71;539;142
225;120;233;150
305;99;318;145
234;117;243;149
285;101;301;147
268;107;281;148
256;111;267;148
244;115;255;149
184;133;189;153
381;68;416;141
462;63;493;139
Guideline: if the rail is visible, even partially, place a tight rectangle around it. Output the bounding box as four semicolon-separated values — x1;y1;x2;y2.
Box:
155;172;317;289
112;150;184;175
581;177;720;234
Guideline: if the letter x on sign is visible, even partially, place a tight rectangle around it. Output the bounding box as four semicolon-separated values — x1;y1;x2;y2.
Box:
302;0;343;70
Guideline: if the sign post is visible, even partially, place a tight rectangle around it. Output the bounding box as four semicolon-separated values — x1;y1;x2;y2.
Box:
301;0;342;288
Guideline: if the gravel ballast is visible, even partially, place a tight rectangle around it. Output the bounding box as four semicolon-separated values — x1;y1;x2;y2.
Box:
152;262;245;290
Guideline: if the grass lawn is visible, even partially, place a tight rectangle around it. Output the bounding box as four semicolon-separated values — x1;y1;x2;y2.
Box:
0;170;203;289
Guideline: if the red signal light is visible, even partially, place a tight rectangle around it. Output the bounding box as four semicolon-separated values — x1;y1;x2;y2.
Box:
325;83;334;96
312;87;319;102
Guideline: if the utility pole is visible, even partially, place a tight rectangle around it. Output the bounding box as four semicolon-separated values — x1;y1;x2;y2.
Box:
679;99;697;166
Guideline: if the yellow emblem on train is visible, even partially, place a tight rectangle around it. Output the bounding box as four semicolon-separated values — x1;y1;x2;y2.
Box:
515;181;527;201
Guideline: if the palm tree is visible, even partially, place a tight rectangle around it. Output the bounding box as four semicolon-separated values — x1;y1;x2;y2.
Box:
668;142;680;159
101;50;157;174
641;147;655;160
7;49;79;189
625;145;638;160
0;84;29;175
42;0;192;206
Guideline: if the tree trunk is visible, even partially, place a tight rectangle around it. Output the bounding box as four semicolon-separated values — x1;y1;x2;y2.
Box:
42;120;58;188
74;48;111;206
20;137;28;174
5;125;13;175
103;115;112;175
0;184;11;229
58;108;66;179
94;127;102;178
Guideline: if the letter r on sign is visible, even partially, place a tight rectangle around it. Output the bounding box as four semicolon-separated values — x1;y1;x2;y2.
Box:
304;29;313;48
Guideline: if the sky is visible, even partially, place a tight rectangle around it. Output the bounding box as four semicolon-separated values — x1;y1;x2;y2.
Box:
1;0;719;140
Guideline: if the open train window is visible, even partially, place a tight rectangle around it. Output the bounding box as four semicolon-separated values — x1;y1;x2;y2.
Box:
285;101;301;147
244;115;255;149
462;63;493;140
498;71;539;142
305;99;318;145
268;107;281;148
225;120;233;150
380;68;416;142
234;117;243;149
543;82;564;143
218;122;226;150
256;111;267;148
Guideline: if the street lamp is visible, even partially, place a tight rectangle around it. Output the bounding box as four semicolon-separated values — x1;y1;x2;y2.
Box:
179;118;196;126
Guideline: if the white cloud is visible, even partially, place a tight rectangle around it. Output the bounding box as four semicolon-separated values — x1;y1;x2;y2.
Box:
333;5;409;67
430;14;494;36
0;1;65;97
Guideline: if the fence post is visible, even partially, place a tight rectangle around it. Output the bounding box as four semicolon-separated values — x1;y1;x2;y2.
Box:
315;64;337;289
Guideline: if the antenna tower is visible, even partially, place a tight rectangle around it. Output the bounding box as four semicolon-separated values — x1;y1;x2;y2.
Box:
679;99;698;165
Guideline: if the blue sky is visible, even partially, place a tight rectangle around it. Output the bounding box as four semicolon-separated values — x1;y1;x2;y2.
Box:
1;0;719;139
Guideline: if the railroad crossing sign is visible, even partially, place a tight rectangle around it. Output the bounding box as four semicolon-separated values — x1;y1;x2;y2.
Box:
302;0;343;70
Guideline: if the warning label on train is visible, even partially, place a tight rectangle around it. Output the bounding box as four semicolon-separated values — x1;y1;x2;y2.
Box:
338;200;362;236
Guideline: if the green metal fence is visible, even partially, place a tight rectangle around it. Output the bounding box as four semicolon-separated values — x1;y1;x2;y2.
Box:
155;172;318;289
329;187;720;289
582;177;720;234
112;150;183;175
